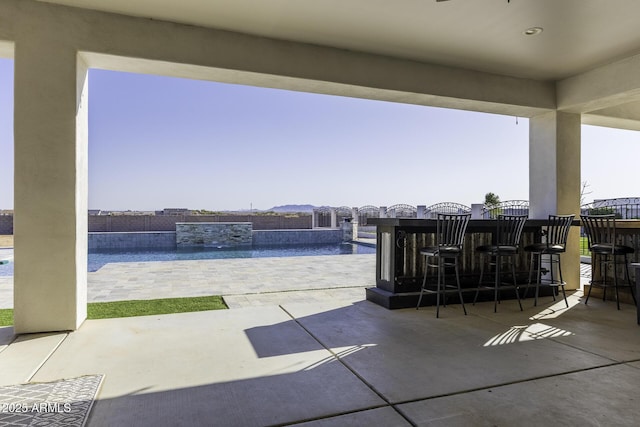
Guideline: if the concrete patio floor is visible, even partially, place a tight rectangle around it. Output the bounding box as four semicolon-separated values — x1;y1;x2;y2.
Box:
0;254;638;426
1;289;639;426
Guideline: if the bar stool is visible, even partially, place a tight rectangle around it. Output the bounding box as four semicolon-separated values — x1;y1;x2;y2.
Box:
581;214;637;310
416;213;471;318
522;214;575;307
473;214;527;313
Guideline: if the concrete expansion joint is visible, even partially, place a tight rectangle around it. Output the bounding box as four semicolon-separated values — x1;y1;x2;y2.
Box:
222;285;367;297
26;332;71;383
0;334;19;356
391;360;636;410
268;404;392;427
277;305;418;426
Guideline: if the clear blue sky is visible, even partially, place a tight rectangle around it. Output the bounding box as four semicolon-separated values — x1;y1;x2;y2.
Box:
1;58;639;211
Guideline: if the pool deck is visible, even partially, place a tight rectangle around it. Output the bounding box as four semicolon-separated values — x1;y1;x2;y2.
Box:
0;252;376;309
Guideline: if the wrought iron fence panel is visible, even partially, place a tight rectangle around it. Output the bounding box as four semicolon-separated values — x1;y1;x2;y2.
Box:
425;202;471;219
357;205;379;226
481;200;529;219
387;204;417;218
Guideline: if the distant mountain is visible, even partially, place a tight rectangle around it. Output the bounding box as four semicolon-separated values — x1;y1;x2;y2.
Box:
267;204;318;213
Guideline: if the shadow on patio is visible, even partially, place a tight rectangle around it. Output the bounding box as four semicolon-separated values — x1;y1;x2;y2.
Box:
2;290;640;426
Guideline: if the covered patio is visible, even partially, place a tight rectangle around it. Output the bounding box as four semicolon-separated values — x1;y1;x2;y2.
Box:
1;1;640;424
3;0;640;333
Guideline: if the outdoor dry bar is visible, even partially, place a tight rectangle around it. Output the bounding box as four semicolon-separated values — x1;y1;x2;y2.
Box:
365;218;578;309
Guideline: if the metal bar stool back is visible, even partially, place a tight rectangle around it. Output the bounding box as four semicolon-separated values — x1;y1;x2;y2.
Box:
497;214;528;247
474;214;528;312
416;213;471;318
523;214;575;307
581;214;637;310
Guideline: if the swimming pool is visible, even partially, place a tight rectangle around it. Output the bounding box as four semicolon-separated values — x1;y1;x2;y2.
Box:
0;242;375;275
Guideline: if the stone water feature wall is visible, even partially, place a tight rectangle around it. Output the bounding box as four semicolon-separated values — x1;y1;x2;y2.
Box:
88;222;354;250
176;222;252;247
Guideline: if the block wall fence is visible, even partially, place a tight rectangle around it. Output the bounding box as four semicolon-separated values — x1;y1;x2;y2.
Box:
0;216;11;234
0;214;311;234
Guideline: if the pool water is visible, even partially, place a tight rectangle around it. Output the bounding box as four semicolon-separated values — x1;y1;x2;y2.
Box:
0;243;375;275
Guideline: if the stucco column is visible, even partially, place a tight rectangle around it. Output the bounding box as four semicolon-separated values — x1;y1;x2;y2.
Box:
351;207;358;239
330;209;337;228
13;40;88;333
529;112;581;290
471;204;484;219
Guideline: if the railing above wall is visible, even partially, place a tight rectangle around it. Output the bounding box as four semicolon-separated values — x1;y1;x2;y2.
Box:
580;198;640;255
6;198;639;236
581;199;640;219
357;205;380;226
425;202;471;218
481;200;529;219
312;206;352;228
387;204;417;218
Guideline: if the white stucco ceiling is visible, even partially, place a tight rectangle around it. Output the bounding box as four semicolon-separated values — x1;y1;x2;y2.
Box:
38;0;640;82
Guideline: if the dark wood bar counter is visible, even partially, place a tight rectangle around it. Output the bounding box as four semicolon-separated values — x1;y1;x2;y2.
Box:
365;218;557;309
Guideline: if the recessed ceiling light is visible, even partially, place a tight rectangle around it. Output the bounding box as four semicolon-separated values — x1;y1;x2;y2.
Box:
523;27;543;36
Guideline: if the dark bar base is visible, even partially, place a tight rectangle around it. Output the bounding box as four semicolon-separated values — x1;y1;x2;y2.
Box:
366;288;420;310
366;285;555;310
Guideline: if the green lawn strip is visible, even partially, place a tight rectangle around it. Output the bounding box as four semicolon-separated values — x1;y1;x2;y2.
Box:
580;236;591;256
0;295;228;327
0;309;12;327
